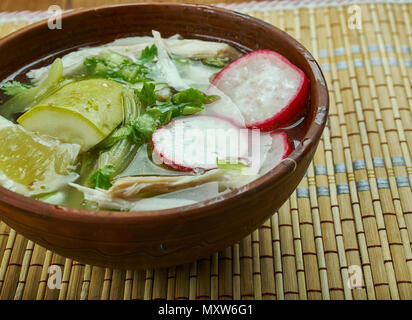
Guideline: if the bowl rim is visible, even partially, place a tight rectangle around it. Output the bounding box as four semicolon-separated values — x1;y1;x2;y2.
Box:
0;3;329;224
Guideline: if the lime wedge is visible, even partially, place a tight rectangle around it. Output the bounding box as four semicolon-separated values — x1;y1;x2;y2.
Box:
0;116;80;196
17;78;125;152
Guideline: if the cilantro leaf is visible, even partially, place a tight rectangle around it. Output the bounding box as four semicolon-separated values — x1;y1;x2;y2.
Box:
88;165;116;190
127;107;174;144
96;107;171;151
172;88;207;105
135;82;157;109
1;81;32;96
97;126;133;151
129;113;159;144
172;88;218;106
139;45;158;64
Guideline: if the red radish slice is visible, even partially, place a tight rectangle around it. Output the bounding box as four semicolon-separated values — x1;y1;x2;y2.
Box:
152;115;249;171
210;49;309;131
259;132;293;175
204;84;246;128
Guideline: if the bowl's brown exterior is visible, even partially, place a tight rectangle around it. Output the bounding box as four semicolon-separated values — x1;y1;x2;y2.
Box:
0;3;328;269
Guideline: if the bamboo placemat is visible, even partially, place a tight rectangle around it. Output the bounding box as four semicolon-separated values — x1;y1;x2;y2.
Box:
0;1;412;300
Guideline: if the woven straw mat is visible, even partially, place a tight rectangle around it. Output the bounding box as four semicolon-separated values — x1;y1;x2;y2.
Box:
0;1;412;300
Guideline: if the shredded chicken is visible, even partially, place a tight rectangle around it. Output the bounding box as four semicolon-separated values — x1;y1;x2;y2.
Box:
108;169;256;200
70;181;222;211
152;30;189;91
101;35;241;59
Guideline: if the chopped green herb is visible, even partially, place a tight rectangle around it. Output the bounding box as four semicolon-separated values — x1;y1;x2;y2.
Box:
97;107;170;151
99;50;129;66
97;125;134;151
172;88;207;105
135;82;157;109
1;81;32;96
88;165;116;189
83;45;158;84
172;88;218;106
84;57;149;84
182;105;204;115
174;57;190;65
139;45;158;64
201;57;230;68
123;107;172;145
129;113;161;144
83;57;106;73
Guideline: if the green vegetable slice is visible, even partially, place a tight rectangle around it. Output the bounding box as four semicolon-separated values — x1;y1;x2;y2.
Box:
0;58;64;120
17;78;125;152
85;86;141;181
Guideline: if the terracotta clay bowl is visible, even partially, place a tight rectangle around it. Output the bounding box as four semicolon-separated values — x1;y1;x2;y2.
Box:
0;3;328;269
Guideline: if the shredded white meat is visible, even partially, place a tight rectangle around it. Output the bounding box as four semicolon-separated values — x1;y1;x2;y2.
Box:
70;181;222;211
151;30;189;91
108;169;257;200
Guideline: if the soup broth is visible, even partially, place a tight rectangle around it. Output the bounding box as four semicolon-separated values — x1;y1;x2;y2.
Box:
0;31;308;211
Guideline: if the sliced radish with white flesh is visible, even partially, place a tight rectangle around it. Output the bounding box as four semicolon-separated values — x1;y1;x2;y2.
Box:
258;132;293;175
204;84;246;127
152;115;249;171
210;49;309;131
